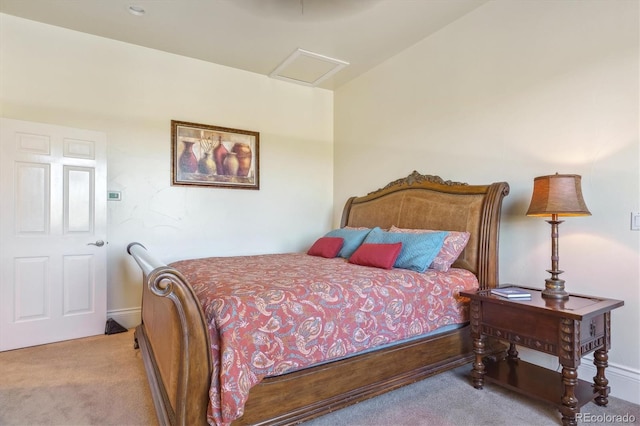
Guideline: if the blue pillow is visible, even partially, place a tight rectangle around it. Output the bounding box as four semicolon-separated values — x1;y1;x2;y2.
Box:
325;228;372;258
363;227;448;272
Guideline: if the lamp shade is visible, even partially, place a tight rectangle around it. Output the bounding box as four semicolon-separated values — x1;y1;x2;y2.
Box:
526;173;591;217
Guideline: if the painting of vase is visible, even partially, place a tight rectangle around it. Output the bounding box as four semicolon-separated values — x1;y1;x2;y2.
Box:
198;152;216;175
213;137;228;174
223;152;239;176
179;141;198;174
171;120;260;189
231;143;252;177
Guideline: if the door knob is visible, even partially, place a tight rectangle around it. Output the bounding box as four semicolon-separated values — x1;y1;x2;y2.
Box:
87;240;105;247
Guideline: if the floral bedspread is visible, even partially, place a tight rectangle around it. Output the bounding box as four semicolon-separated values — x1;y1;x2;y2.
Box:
170;253;479;426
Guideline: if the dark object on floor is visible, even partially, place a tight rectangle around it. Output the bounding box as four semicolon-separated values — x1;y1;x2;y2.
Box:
105;318;128;335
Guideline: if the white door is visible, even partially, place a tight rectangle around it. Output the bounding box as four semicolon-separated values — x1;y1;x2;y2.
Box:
0;118;107;351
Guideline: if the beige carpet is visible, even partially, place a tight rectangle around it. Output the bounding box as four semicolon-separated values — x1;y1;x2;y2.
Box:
1;331;638;426
0;330;155;426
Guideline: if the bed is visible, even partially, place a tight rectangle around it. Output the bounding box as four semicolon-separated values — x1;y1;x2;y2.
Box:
127;171;509;426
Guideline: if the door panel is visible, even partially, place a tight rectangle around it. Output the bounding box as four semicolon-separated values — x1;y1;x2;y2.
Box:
14;256;49;321
1;118;107;351
16;162;50;234
63;254;94;315
65;166;94;233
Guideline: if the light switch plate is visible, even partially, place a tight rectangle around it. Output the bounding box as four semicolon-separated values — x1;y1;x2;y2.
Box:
631;212;640;231
108;191;121;201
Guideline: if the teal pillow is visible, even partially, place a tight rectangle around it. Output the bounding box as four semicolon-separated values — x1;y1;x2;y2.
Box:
325;227;372;258
363;227;448;272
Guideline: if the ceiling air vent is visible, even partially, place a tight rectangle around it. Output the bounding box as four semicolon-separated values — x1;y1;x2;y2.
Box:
270;48;349;87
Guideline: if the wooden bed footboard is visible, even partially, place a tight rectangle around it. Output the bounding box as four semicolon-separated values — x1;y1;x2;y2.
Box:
127;172;510;426
127;242;212;426
237;326;474;425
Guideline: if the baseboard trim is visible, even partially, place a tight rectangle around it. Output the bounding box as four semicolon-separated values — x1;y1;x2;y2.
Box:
578;356;640;405
106;307;141;330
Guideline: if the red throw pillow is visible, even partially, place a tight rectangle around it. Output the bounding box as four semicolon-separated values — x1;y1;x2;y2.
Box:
307;237;344;258
348;242;402;269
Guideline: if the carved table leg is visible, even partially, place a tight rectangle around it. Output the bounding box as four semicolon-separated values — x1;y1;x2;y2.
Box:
593;348;609;406
471;335;486;389
507;342;519;360
560;366;579;426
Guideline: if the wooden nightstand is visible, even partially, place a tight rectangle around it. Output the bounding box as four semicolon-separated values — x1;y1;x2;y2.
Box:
459;286;624;426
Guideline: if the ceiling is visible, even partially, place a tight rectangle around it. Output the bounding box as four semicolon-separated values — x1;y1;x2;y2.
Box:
0;0;487;90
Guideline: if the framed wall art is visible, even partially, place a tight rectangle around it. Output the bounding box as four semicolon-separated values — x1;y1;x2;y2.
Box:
171;120;259;190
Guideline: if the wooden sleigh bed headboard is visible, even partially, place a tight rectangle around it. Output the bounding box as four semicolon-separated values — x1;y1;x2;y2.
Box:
342;171;509;289
127;171;509;426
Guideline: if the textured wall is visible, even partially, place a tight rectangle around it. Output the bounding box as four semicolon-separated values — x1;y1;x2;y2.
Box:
334;0;639;400
0;13;334;326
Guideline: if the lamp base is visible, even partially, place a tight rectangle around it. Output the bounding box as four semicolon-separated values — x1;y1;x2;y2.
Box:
542;278;569;299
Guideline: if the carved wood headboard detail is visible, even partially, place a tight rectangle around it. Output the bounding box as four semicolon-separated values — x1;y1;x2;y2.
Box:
340;171;510;289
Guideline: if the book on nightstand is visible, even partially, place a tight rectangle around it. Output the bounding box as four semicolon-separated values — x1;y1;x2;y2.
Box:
490;287;532;300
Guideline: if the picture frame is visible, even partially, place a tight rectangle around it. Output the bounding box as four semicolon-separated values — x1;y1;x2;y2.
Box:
171;120;259;190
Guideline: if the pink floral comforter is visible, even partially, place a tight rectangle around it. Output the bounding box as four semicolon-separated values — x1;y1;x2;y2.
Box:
170;253;479;426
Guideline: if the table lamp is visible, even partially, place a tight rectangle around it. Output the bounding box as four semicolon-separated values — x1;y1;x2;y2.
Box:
526;173;591;299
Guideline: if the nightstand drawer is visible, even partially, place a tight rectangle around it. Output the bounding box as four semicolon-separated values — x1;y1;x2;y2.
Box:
579;314;607;355
580;315;604;341
482;302;558;343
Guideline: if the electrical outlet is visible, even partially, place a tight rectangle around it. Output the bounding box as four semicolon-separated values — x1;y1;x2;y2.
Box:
632;212;640;231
